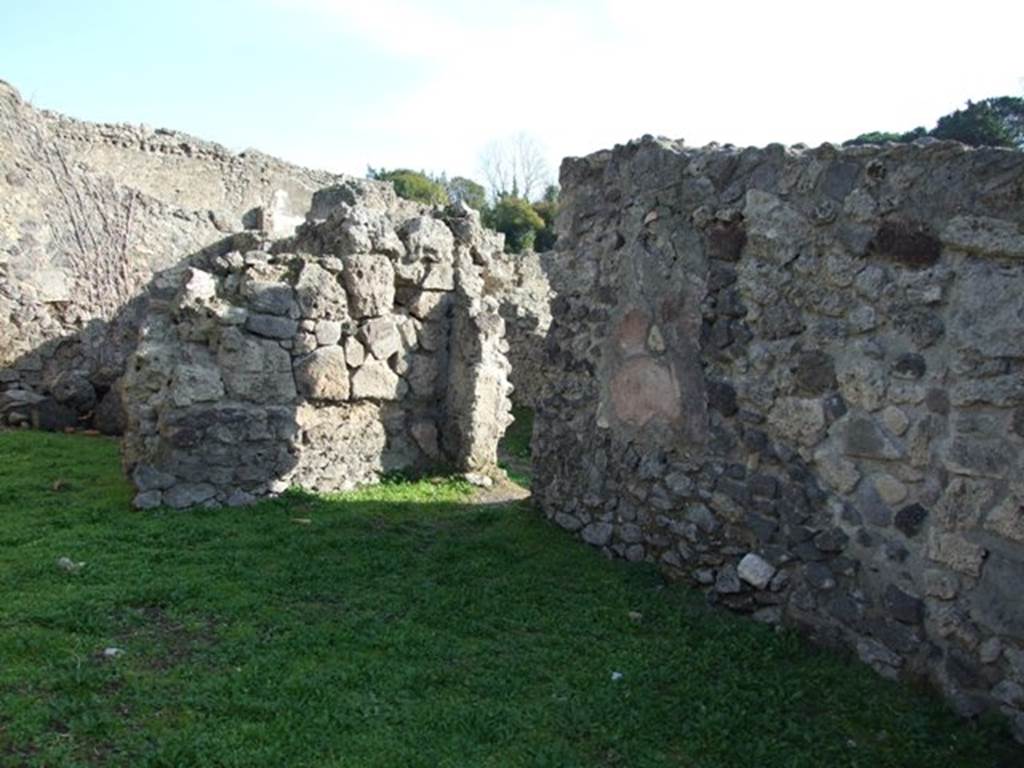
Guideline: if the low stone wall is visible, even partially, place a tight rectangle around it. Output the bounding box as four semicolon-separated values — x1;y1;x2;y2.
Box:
0;79;343;433
122;180;513;508
534;136;1024;739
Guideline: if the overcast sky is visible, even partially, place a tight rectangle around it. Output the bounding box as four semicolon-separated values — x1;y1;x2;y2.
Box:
2;0;1021;185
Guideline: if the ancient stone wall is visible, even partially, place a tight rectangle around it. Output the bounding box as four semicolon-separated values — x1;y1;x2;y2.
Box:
122;180;512;508
534;136;1024;739
486;250;557;408
36;99;339;237
0;79;342;432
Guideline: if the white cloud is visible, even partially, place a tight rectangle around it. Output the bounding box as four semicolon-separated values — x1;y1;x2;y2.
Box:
274;0;1024;182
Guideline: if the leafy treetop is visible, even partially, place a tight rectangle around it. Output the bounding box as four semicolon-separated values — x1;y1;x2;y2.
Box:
367;167;450;206
844;96;1024;149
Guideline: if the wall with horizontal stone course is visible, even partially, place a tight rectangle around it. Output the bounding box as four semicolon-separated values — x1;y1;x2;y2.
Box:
534;135;1024;740
122;179;513;508
0;79;344;433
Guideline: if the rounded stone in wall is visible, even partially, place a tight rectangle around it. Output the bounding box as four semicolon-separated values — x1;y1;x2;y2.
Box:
294;346;349;402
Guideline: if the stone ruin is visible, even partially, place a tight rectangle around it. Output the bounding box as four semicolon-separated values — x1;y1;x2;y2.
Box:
122;181;512;508
534;136;1024;739
2;78;1024;741
0;78;342;434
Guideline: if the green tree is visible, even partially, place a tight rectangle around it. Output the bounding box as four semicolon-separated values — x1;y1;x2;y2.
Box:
367;167;449;206
931;97;1024;148
446;176;487;210
843;96;1024;149
843;127;926;147
483;195;545;253
530;184;560;251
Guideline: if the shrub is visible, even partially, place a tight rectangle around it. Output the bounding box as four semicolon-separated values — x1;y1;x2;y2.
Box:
484;195;545;253
368;167;449;206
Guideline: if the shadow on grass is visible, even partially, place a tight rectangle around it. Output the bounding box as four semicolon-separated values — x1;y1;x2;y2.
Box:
0;430;1020;768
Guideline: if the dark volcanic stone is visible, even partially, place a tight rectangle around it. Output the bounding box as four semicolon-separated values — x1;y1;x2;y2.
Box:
821;160;861;200
785;524;814;544
974;550;1024;636
716;477;749;504
746;512;779;544
841;503;862;526
823;393;847;422
245;313;298;339
725;463;747;480
50;370;97;412
705;220;747;261
708;263;738;291
814;528;849;553
846;416;902;461
760;302;805;340
794;350;837;395
793;541;828;562
94;386;126;435
750;473;780;499
885;584;924;624
892;353;926;380
715;564;742;594
707;379;738;417
894;504;928;537
893;306;944;349
861;494;894;528
717;288;747;318
867;618;922;654
707;424;737;456
831;557;859;577
741;427;769;452
925;388;950;415
805;562;836;590
1013;407;1024;438
868;219;941;267
828;594;863;624
884;542;910;563
709;317;733;348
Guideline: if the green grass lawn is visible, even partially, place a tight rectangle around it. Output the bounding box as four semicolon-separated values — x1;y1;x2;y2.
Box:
0;431;1020;767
